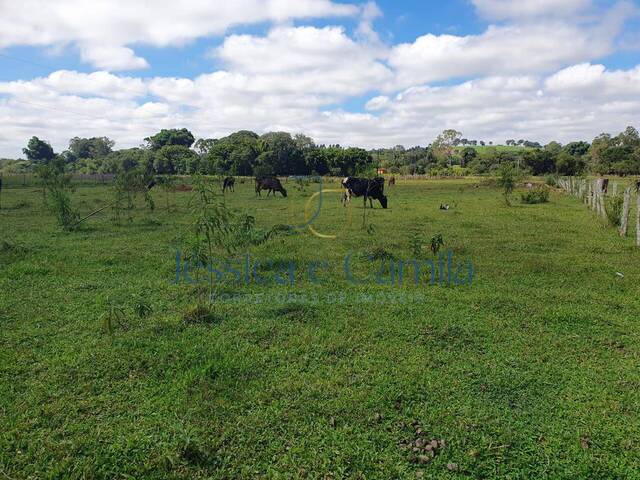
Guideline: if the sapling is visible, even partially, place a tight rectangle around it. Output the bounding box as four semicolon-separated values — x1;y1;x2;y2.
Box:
497;163;517;206
430;233;444;256
185;175;274;301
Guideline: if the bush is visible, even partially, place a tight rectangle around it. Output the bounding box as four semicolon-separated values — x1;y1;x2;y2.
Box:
497;163;517;205
183;304;219;325
544;174;558;187
520;186;550;204
605;195;624;227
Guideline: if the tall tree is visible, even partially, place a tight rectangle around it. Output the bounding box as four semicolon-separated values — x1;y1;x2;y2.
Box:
68;136;114;160
144;128;195;151
431;129;462;166
23;137;55;163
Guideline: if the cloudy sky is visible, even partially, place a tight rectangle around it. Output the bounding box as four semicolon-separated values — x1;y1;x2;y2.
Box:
0;0;639;157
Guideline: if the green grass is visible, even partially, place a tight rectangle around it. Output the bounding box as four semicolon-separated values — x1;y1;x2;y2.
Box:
1;178;640;479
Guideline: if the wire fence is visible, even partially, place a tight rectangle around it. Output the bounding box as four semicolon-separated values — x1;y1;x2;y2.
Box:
0;173;115;188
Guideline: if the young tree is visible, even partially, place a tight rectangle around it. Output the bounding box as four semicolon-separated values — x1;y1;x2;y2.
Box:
497;163;517;206
431;129;462;166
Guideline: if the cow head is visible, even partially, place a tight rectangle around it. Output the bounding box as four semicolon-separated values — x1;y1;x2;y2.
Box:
379;195;388;209
281;188;288;197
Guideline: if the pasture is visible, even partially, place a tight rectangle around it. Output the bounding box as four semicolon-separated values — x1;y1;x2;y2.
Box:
1;178;640;479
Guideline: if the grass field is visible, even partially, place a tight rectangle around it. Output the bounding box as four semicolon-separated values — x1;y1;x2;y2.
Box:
2;178;640;479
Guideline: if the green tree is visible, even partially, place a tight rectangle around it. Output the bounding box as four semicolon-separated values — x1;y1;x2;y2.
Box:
23;136;55;164
258;132;305;174
497;163;517;206
68;137;114;160
154;145;199;174
431;129;462;166
563;141;590;157
144;128;195;151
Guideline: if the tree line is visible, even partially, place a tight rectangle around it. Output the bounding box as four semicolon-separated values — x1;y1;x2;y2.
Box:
374;127;640;177
13;130;372;178
3;126;640;177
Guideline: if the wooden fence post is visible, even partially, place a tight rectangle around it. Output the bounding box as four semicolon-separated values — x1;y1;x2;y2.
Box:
637;191;640;247
612;182;618;196
620;187;631;236
597;179;606;218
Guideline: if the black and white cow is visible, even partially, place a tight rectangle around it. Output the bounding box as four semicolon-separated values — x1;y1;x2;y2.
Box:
341;177;388;209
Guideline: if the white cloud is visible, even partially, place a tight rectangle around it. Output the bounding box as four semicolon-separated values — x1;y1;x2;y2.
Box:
1;63;640;157
214;26;392;97
471;0;592;20
0;1;638;157
0;0;358;70
388;20;621;88
545;63;640;97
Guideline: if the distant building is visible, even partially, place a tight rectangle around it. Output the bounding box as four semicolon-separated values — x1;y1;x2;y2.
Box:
377;167;387;175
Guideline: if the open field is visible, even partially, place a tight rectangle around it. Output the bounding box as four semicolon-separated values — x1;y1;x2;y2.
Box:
2;179;640;479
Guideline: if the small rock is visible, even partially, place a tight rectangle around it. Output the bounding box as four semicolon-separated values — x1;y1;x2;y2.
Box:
430;440;439;449
415;470;424;479
447;463;458;471
415;438;426;448
329;417;336;428
417;454;432;464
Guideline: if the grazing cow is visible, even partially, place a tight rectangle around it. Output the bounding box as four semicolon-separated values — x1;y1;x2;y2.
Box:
222;176;235;193
341;177;388;209
255;176;287;197
601;178;609;194
389;176;396;186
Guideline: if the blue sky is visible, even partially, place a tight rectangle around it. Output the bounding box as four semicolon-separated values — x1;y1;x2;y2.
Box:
0;0;639;157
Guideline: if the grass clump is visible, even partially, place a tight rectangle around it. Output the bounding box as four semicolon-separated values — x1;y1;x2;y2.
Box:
605;194;625;227
183;304;219;325
520;186;550;204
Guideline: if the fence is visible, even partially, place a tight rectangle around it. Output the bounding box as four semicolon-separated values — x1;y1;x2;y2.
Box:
0;173;114;188
558;177;640;247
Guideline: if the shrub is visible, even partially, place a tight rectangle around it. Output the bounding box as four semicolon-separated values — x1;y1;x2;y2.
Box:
544;174;558;187
497;163;517;205
183;304;219;325
520;186;550;204
605;194;624;227
49;187;80;230
430;233;444;256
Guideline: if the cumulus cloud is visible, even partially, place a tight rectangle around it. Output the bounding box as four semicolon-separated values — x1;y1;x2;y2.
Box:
545;63;640;97
388;19;624;88
0;0;639;156
215;26;392;97
1;63;640;157
0;0;358;70
471;0;592;20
